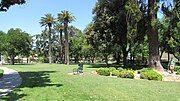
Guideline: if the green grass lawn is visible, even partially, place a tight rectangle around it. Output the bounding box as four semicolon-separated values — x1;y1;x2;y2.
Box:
0;69;3;78
0;64;180;101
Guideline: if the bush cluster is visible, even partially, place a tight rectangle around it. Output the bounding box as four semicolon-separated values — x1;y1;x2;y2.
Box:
96;68;110;76
109;67;116;72
0;69;4;78
140;69;162;81
111;70;120;76
96;67;165;81
96;67;135;79
118;69;134;79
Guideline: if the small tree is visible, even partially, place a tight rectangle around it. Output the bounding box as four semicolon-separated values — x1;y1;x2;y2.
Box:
3;28;31;65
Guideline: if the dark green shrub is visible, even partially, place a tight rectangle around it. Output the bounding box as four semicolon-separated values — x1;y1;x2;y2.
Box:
140;69;162;81
111;70;119;76
118;69;134;79
0;69;4;78
96;68;110;76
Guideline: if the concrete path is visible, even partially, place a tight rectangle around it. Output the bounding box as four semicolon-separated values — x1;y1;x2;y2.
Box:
0;67;22;97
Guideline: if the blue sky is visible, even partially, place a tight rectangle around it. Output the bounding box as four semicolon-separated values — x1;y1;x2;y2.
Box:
0;0;172;35
0;0;96;35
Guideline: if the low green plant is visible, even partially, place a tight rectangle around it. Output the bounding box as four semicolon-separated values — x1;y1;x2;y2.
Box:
96;68;110;76
0;69;4;78
109;67;116;72
140;69;162;81
140;68;152;72
175;66;180;75
111;70;119;76
117;67;124;72
174;66;180;71
118;69;134;79
176;71;180;75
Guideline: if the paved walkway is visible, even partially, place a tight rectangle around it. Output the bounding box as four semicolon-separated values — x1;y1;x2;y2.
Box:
0;67;22;97
162;71;180;82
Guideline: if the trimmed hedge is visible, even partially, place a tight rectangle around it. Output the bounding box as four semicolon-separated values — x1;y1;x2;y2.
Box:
140;69;162;81
0;69;4;78
118;69;134;79
96;68;110;76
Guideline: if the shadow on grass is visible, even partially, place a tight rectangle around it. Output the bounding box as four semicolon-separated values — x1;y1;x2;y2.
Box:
0;71;63;100
19;71;63;88
0;89;27;101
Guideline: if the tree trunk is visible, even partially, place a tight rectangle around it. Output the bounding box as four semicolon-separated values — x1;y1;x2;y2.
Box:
168;52;170;62
59;29;63;63
91;55;95;63
115;52;121;64
147;0;163;71
64;21;69;65
104;54;108;66
75;56;78;63
160;48;165;59
27;57;29;63
122;47;128;67
48;25;52;64
10;54;15;65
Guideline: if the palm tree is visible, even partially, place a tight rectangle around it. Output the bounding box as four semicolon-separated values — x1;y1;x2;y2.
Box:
40;14;55;64
58;10;75;65
54;23;64;63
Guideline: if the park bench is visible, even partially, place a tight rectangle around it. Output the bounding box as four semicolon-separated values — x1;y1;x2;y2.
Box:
73;63;83;75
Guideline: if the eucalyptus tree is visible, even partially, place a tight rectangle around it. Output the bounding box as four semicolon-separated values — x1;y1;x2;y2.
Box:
57;10;75;65
40;14;56;64
146;0;164;71
92;0;144;66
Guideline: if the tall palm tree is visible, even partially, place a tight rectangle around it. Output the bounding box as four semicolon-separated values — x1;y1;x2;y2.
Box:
58;10;75;65
54;23;64;63
40;14;55;64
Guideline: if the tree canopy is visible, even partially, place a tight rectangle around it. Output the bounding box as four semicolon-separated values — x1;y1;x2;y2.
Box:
0;28;31;65
0;0;25;11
